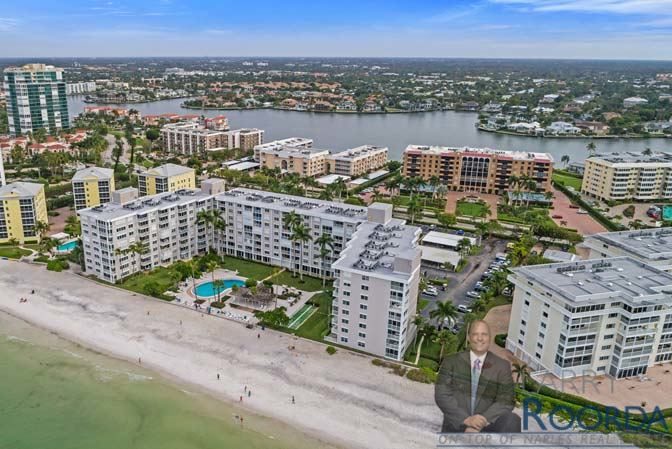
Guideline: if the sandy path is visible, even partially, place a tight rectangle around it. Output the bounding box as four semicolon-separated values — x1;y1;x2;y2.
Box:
0;261;439;449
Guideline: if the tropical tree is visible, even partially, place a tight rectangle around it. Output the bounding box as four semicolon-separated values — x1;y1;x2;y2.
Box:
412;315;426;350
437;212;457;228
561;155;570;167
512;361;530;386
64;215;81;236
318;186;334;201
185;260;199;301
457;237;472;258
429;301;459;329
212;279;225;303
385;176;401;198
586;141;597;156
212;210;227;250
428;175;441;200
283;210;301;277
434;329;457;363
39;237;57;255
407;196;423;224
34;220;50;242
292;222;312;281
315;232;334;287
418;323;437;355
206;260;219;289
127;241;149;272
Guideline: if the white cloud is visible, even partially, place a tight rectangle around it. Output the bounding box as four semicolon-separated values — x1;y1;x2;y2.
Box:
490;0;672;15
0;17;18;32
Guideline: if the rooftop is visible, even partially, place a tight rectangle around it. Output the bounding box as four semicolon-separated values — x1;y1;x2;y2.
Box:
261;146;329;159
587;151;672;165
78;188;211;221
253;137;312;151
72;166;114;181
142;163;195;178
332;219;421;280
404;144;553;162
512;257;672;305
586;228;672;261
0;182;44;199
214;188;367;224
329;145;388;161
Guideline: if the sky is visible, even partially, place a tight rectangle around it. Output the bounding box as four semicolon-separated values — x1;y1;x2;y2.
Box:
2;0;672;59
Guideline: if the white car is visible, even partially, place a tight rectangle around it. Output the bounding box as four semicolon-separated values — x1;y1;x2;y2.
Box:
458;304;473;313
466;291;481;299
577;209;588;214
422;288;439;297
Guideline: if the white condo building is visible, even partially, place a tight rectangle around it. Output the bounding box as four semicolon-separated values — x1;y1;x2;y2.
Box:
583;228;672;272
507;257;672;379
253;137;313;161
78;185;421;361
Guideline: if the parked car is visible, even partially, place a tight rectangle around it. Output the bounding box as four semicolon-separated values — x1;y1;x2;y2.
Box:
503;287;512;296
577;209;588;214
422;288;439;297
458;304;473;313
466;291;481;299
475;285;488;292
455;229;465;236
552;214;563;219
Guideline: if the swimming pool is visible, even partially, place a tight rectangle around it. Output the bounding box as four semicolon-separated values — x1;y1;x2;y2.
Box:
57;240;78;252
195;279;245;297
664;205;672;221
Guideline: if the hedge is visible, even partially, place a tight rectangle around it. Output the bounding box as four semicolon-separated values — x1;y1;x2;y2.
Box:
495;333;507;348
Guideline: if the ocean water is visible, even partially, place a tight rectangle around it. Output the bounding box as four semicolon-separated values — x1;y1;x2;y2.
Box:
0;313;337;449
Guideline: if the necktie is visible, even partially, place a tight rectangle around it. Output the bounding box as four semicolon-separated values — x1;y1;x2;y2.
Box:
471;358;481;415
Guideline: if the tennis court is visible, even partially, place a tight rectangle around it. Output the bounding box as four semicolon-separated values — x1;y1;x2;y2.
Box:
288;304;317;329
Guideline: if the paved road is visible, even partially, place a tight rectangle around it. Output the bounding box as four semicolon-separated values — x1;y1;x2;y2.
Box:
103;134;131;165
420;238;508;328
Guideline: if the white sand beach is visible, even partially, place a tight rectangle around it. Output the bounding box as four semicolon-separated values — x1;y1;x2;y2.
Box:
0;261;440;449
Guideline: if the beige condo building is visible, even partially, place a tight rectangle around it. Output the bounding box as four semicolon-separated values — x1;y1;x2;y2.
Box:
327;145;389;177
582;152;672;201
72;166;115;210
259;146;330;177
402;145;553;194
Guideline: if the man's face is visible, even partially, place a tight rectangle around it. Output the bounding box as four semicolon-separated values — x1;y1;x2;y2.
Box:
468;322;490;355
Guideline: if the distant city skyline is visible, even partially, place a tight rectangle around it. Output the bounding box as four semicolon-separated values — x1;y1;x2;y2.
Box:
2;0;672;59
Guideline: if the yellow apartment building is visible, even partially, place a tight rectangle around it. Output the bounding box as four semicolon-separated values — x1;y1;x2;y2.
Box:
138;163;196;196
0;182;48;244
72;166;115;210
259;146;329;177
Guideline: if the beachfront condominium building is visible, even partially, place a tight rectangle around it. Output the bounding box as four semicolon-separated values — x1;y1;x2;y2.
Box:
0;182;48;244
259;146;330;177
327;145;389;177
72;167;116;211
223;128;264;151
160;122;227;154
331;203;421;360
3;63;70;136
401;145;554;194
506;257;672;379
582;152;672;201
138;164;196;196
583;228;672;272
78;187;214;282
79;186;421;360
253;137;313;162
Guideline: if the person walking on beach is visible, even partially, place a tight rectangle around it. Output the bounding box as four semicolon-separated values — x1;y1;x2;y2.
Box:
257;333;260;339
244;385;247;393
217;373;220;380
292;395;295;404
247;390;251;398
240;396;243;402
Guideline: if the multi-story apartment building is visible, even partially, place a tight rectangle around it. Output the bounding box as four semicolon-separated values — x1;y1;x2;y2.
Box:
507;257;672;379
582;152;672;201
0;182;48;243
402;145;553;194
327;145;389;177
331;203;421;360
3;63;70;136
138;164;195;196
253;137;313;162
259;146;330;177
583;228;672;272
79;186;421;360
160;122;227;154
65;81;97;95
78;188;214;282
0;147;5;186
72;167;115;210
223;128;264;151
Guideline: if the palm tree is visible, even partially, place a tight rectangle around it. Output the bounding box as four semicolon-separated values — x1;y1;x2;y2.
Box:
418;323;437;355
206;260;219;290
512;361;530;387
39;237;57;255
292;223;312;282
196;209;214;249
412;315;426;350
318;186;334;201
34;220;50;242
128;241;149;272
457;237;472;258
437;212;457;229
407;196;423;224
212;210;227;251
429;301;459;329
185;260;199;301
434;329;456;363
315;232;334;288
586;141;597;156
283;210;301;277
508;175;520;206
385;176;401;199
212;279;225;303
561;155;570;167
643;147;653;156
428;175;441;200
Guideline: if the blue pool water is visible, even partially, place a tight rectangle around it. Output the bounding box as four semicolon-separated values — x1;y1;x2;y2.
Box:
664;206;672;221
57;240;78;252
195;280;245;297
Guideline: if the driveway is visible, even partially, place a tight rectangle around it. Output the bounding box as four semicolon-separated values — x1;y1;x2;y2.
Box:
421;238;508;325
550;188;606;235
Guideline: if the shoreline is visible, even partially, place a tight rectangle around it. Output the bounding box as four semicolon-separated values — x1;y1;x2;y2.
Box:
0;261;439;449
180;103;458;115
476;125;671;140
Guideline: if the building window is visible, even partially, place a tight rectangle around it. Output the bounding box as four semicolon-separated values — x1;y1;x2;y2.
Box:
340;337;348;343
357;342;365;348
604;334;614;339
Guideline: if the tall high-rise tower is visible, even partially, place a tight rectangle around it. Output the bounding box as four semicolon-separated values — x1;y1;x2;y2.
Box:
3;63;70;136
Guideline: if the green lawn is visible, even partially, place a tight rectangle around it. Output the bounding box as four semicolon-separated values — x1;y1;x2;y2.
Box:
456;201;488;217
553;172;583;191
291;292;332;341
269;271;325;292
484;295;512;313
0;247;31;259
220;256;279;280
118;267;180;298
418;299;429;312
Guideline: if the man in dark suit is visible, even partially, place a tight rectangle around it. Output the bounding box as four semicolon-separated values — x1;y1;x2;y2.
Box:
435;320;521;433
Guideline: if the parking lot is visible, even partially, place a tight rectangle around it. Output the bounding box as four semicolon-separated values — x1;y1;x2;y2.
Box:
420;238;508;330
